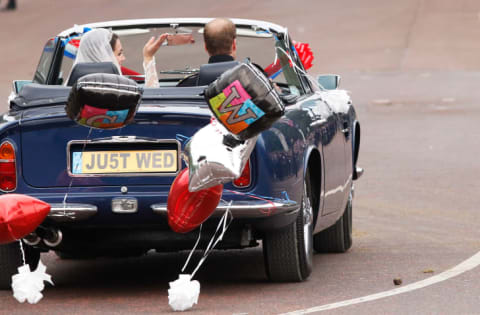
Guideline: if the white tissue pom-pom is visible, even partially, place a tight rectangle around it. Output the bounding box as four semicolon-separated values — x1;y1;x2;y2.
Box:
11;260;53;304
168;274;200;311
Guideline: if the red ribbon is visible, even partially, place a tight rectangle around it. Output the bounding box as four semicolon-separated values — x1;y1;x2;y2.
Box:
264;41;314;77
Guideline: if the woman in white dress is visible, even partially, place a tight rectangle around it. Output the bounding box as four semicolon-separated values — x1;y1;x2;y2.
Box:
72;28;168;87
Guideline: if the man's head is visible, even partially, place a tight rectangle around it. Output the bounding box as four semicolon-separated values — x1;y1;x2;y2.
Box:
203;18;237;58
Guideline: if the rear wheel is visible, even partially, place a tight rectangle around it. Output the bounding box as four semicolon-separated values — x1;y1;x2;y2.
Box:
313;193;353;253
263;171;314;282
0;241;40;290
343;196;353;250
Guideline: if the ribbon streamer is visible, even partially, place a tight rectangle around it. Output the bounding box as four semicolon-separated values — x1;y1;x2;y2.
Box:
168;203;233;311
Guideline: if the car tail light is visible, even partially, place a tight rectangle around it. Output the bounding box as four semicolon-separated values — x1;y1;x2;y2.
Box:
233;160;251;188
0;141;16;191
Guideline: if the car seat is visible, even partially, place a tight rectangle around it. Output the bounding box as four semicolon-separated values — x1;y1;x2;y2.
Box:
66;62;120;86
196;61;240;86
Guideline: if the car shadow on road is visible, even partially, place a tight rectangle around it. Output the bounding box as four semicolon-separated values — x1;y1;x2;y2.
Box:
42;247;269;291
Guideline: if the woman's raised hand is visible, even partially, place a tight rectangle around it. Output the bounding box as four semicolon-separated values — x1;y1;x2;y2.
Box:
143;33;169;63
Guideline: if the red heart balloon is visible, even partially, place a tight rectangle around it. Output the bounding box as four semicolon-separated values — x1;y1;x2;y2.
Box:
0;194;51;244
167;168;223;233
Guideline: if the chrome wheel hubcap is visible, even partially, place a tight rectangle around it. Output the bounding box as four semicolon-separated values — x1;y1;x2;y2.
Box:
302;180;313;256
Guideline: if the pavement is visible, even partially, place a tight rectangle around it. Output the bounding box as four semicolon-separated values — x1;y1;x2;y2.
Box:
1;1;480;314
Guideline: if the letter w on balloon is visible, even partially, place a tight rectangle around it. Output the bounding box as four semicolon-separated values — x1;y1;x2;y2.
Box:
210;80;265;134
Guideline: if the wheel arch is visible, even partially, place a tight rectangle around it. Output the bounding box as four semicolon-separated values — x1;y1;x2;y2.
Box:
353;121;361;179
304;146;322;230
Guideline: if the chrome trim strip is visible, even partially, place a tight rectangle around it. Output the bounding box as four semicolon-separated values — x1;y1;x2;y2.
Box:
151;199;299;218
48;203;98;222
66;137;181;177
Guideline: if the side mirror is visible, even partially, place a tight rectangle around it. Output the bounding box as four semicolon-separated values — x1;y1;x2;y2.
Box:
317;74;341;90
12;80;33;94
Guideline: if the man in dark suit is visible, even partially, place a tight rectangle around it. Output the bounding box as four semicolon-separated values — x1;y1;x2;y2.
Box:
177;18;237;86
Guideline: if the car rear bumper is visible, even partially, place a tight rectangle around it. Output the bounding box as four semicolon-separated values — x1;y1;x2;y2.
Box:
49;198;300;229
49;203;98;222
151;199;299;218
36;198;300;253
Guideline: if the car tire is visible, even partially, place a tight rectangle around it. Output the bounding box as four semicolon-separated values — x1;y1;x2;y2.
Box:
313;193;353;253
343;196;353;250
263;171;314;282
0;241;40;290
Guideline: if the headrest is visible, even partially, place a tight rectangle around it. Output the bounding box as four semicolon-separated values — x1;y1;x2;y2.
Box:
67;62;120;86
196;61;240;86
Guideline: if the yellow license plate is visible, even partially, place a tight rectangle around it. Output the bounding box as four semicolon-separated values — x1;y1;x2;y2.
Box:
71;150;177;174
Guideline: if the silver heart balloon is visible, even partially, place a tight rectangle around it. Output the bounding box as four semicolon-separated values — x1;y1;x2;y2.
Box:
184;120;257;192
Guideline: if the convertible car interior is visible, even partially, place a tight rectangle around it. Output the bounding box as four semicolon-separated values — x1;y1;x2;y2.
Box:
15;22;310;106
66;62;120;86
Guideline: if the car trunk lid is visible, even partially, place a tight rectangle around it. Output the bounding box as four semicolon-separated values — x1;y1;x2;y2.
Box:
20;105;211;188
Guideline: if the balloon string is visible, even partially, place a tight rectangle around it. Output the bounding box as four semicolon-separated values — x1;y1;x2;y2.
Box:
18;240;25;266
181;224;203;273
225;189;290;203
63;127;94;212
224;189;278;215
184;187;290;273
191;202;232;278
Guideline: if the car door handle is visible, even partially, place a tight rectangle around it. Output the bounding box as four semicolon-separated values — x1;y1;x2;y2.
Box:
310;119;327;127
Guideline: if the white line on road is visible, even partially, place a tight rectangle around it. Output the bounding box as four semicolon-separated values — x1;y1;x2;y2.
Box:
281;251;480;314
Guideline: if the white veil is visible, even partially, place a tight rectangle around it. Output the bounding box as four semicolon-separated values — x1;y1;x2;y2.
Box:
73;28;122;74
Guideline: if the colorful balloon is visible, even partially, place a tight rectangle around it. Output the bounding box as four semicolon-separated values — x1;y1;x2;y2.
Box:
66;73;142;129
167;169;223;233
0;194;50;244
204;62;284;141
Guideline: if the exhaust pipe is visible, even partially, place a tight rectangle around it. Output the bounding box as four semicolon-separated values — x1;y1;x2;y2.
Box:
23;232;41;246
43;228;63;247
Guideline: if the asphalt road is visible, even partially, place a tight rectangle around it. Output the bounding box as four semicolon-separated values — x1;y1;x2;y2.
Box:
1;1;480;314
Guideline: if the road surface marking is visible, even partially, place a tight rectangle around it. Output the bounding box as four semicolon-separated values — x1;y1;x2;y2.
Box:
281;250;480;314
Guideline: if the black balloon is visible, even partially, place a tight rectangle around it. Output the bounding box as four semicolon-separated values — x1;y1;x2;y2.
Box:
204;62;285;141
66;73;142;129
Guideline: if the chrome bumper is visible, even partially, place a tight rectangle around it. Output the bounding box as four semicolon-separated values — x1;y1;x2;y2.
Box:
151;199;299;218
48;203;98;222
47;199;299;222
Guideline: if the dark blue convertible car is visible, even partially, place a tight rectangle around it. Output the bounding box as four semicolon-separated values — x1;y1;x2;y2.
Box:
0;18;362;287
